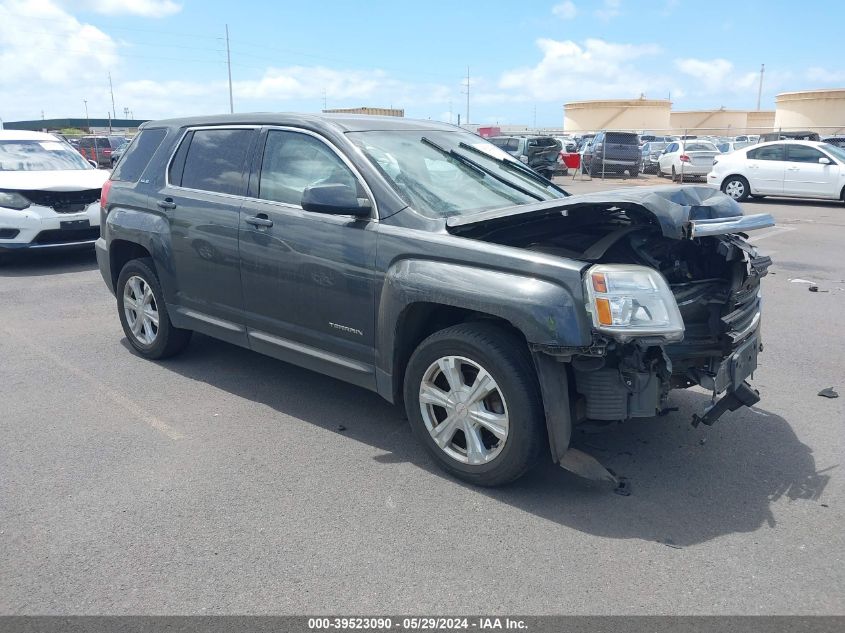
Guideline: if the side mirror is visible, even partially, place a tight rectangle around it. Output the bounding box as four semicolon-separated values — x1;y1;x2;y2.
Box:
301;183;371;217
819;157;831;165
88;159;98;168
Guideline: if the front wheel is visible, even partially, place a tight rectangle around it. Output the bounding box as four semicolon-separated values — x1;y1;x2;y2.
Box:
117;257;192;359
722;175;750;201
403;323;546;486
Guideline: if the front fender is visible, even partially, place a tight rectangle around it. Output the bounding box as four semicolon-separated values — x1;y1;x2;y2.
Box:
379;259;591;355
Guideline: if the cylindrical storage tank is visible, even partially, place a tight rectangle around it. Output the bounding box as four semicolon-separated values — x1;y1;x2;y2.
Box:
774;89;845;134
746;110;775;134
563;98;670;133
670;110;750;135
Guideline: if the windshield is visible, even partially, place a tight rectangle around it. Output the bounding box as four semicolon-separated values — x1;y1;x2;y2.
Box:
820;143;845;163
346;129;566;219
0;139;93;171
684;142;718;152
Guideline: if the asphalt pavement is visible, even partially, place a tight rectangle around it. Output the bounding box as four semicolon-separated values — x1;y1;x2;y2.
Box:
1;174;842;614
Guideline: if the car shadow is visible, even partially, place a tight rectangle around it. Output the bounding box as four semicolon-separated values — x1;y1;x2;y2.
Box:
0;247;98;277
150;333;833;548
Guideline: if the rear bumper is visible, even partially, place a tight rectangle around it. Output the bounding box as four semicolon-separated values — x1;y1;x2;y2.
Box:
677;165;711;177
95;237;114;294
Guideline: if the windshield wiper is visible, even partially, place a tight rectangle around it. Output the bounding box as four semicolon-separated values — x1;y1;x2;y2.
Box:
457;141;569;196
420;137;543;201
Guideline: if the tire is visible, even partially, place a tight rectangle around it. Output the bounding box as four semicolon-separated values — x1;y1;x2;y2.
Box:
403;322;546;486
672;166;680;182
116;257;192;359
657;165;665;178
722;175;750;201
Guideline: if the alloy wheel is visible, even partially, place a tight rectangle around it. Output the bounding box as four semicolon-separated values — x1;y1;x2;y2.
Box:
418;355;509;465
123;275;159;345
724;179;745;199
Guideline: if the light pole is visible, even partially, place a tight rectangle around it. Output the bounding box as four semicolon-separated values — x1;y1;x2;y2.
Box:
83;99;90;132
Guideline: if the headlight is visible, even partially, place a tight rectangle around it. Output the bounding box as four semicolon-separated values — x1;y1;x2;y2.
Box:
584;264;684;343
0;191;31;210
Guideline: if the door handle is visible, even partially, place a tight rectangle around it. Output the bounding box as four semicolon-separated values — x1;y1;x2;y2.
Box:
245;214;273;228
157;198;177;210
786;167;800;171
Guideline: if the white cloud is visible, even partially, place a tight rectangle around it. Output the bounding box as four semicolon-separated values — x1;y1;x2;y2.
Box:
0;0;118;86
595;0;621;20
113;67;455;119
806;67;845;84
675;57;758;94
552;1;577;19
76;0;182;17
495;38;663;102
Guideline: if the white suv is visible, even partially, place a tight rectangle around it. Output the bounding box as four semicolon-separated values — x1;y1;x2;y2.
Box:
707;140;845;203
0;131;109;254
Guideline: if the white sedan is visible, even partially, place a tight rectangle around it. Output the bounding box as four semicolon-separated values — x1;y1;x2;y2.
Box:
707;140;845;202
0;131;109;254
657;140;720;181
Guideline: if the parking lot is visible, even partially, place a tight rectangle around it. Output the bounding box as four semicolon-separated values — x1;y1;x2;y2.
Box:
0;174;842;614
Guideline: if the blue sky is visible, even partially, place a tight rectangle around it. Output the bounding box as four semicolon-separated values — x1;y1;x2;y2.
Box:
1;0;843;126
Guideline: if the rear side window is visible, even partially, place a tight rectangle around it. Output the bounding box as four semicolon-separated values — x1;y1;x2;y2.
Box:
177;128;254;195
605;132;639;145
112;129;167;182
748;145;785;161
506;138;520;151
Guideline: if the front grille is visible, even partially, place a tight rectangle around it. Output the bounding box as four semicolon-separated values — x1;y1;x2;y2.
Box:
32;227;99;245
21;189;101;214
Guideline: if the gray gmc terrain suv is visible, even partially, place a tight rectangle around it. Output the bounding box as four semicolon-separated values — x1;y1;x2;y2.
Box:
97;114;774;486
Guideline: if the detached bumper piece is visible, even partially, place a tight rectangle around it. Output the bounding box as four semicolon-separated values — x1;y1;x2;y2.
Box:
691;381;760;427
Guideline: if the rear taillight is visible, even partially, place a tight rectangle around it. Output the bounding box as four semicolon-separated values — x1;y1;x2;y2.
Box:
679;154;691;163
100;180;112;212
103;148;112;155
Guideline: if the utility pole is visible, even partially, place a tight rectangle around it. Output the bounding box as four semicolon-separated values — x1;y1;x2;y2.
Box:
464;66;470;125
83;99;90;132
756;64;765;111
108;72;116;122
225;24;234;114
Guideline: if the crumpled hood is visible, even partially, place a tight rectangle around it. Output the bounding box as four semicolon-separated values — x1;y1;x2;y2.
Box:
0;169;110;192
447;185;773;239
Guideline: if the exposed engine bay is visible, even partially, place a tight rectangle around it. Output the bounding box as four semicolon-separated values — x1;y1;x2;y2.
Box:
451;193;772;428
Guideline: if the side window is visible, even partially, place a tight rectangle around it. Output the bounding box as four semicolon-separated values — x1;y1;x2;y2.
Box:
506;138;520;152
112;128;167;182
79;138;91;149
786;145;825;163
748;145;785;161
258;130;359;207
179;128;254;195
489;138;506;148
666;143;677;153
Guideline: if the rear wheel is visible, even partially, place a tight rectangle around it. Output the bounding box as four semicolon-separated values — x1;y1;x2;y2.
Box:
722;175;750;201
117;257;192;359
403;323;546;486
